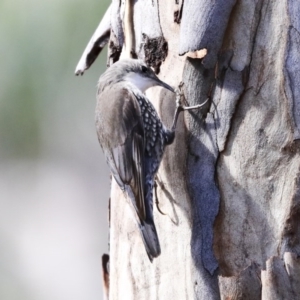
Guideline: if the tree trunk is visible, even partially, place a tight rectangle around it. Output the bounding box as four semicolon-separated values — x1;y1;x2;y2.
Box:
77;0;300;299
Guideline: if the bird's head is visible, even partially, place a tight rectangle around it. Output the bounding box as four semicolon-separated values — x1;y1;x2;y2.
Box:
124;60;174;93
98;59;174;93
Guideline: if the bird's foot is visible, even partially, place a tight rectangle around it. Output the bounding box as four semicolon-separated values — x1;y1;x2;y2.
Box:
154;179;166;216
175;81;210;111
171;82;210;131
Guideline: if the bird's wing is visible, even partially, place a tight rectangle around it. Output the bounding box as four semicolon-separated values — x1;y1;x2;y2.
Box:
96;86;146;220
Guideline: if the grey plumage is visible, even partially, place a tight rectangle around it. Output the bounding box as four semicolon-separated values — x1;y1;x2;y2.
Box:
95;59;174;261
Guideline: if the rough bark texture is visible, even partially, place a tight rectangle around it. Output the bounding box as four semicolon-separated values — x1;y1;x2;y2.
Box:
75;4;111;75
108;0;300;299
80;0;300;299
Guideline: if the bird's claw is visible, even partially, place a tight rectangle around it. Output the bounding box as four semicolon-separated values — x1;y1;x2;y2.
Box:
175;81;210;111
155;200;166;216
154;179;166;216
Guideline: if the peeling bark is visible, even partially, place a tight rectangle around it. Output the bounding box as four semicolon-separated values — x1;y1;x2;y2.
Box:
284;252;300;297
101;254;110;300
75;4;111;75
142;34;168;74
183;58;219;276
219;263;261;300
107;0;124;66
281;170;300;256
76;0;300;299
284;0;300;140
107;32;122;67
261;256;294;299
173;0;183;24
123;0;136;58
179;0;237;67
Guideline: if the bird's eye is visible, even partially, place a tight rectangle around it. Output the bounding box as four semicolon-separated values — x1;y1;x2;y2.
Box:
141;66;147;73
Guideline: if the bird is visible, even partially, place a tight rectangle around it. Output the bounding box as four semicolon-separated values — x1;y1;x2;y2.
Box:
95;58;175;261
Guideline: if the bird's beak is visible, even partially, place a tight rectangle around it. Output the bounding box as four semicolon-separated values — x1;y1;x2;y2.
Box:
155;78;175;93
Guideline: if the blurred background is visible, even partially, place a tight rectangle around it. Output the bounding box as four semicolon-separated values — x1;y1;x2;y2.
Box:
0;0;111;299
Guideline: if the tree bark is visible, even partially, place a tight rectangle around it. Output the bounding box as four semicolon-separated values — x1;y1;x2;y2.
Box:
78;0;300;299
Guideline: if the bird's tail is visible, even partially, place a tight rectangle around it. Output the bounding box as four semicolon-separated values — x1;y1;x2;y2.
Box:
125;182;160;261
139;219;161;262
